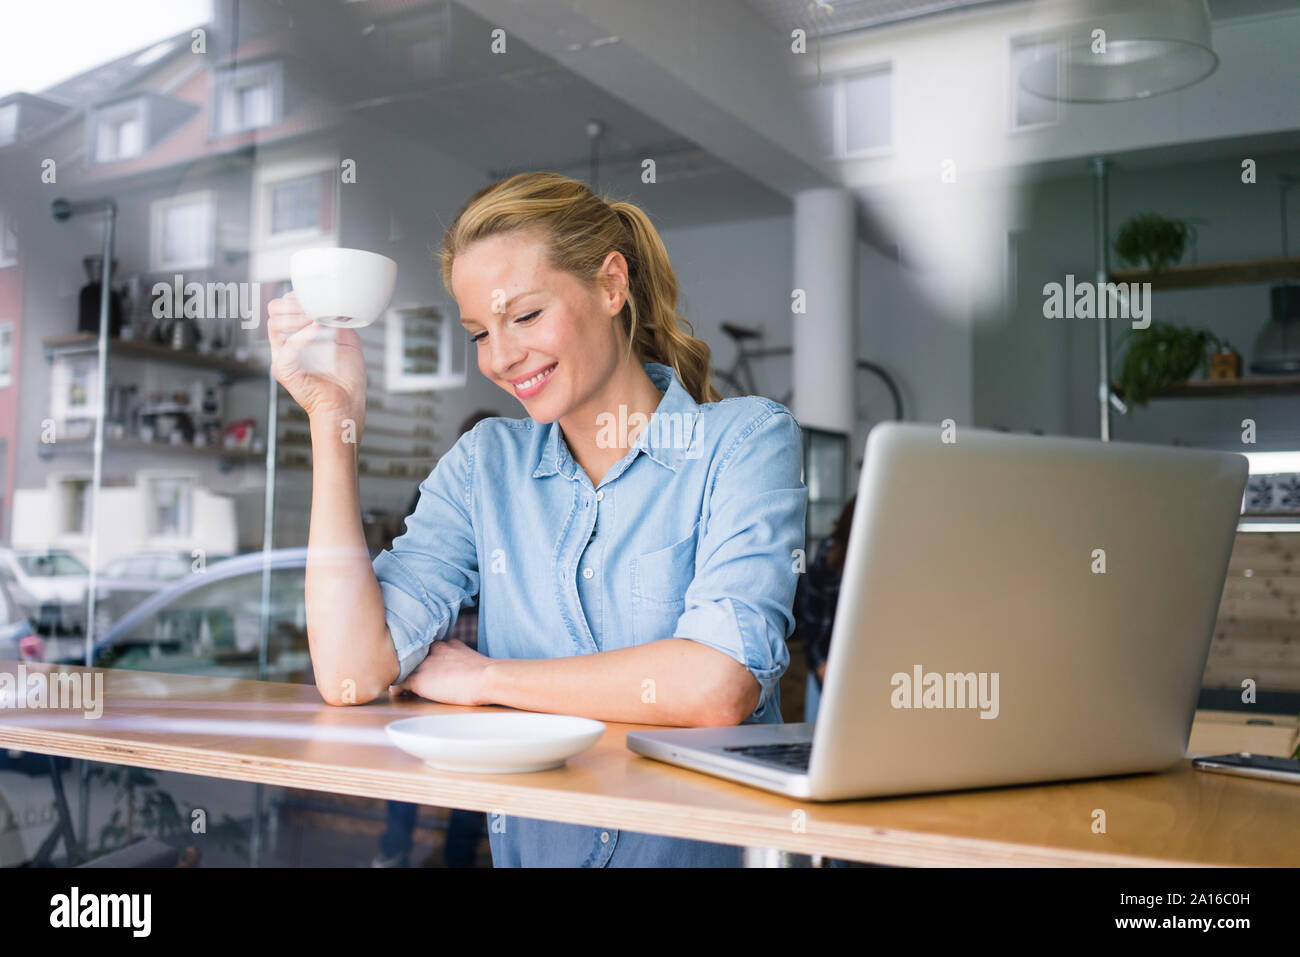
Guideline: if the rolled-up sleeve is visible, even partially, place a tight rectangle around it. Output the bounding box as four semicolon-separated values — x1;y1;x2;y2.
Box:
671;406;807;722
372;426;481;685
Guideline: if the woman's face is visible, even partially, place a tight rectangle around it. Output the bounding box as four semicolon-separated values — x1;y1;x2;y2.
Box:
452;230;627;424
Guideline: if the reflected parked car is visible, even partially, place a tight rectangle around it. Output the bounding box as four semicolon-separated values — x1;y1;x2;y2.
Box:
0;576;42;661
0;548;88;636
92;551;209;636
92;548;314;683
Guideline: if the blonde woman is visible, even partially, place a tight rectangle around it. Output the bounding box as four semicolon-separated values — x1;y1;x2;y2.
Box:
267;172;807;867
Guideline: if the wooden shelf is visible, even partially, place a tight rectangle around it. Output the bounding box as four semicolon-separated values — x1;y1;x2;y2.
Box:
275;436;432;459
43;334;269;382
38;435;263;465
275;463;426;481
276;412;436;444
1111;256;1300;291
350;424;435;441
281;398;439;421
1112;375;1300;399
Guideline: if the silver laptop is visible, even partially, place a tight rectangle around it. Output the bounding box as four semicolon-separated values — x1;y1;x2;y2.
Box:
627;422;1249;801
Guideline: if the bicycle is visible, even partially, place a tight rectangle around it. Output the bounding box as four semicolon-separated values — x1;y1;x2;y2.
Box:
710;322;904;423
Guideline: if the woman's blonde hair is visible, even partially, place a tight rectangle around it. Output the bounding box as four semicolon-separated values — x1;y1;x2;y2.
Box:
439;171;721;404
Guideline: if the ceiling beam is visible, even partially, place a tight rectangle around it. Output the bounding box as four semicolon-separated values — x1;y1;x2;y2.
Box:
453;0;840;197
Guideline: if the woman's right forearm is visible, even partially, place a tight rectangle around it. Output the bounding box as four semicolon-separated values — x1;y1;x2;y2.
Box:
305;410;399;704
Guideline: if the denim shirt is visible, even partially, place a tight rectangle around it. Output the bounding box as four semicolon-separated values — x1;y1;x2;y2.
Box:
372;361;807;866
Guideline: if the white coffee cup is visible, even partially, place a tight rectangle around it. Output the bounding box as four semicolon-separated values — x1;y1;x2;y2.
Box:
289;247;398;328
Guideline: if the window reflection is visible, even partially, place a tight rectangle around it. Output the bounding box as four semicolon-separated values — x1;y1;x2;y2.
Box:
0;2;505;671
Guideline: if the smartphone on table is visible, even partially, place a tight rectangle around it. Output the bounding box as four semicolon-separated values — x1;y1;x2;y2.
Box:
1192;752;1300;785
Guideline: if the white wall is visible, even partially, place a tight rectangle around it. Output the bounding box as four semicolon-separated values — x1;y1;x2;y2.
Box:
11;482;237;567
660;213;793;400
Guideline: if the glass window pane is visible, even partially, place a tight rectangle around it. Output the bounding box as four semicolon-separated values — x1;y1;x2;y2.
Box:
402;308;440;375
0;214;15;261
98;565;309;682
18;551;87;576
119;116;142;157
807;80;836;158
150;478;193;536
74;482;90;534
843;70;891;153
0;104;17;145
1012;40;1058;128
270;176;321;233
123;557;155;578
239;83;272;127
153;555;190;579
220;87;238;133
161;200;209;265
95;118;117;161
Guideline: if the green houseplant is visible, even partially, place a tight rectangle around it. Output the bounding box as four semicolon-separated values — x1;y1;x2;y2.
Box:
1116;321;1221;406
1114;213;1197;272
81;764;249;863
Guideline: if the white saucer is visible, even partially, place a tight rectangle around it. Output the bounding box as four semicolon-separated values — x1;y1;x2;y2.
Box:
385;713;606;773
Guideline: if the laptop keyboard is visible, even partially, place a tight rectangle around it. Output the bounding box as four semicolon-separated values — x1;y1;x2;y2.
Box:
722;741;812;772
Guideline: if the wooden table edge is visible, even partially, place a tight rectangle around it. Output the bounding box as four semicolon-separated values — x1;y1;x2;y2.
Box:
0;723;1233;867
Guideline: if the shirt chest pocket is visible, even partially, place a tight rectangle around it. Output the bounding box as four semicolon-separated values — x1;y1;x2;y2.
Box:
630;522;698;644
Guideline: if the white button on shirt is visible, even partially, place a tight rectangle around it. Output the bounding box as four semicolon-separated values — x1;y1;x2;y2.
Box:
582;567;594;579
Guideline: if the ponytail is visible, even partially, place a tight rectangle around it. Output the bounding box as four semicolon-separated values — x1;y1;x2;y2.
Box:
607;201;721;403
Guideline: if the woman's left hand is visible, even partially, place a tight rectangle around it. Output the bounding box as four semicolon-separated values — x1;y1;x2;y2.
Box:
390;638;495;706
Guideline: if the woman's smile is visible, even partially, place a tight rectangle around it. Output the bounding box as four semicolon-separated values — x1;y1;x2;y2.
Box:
511;361;558;399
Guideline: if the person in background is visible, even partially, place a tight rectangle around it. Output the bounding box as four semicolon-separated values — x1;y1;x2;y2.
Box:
794;494;877;868
796;495;856;725
373;410;498;868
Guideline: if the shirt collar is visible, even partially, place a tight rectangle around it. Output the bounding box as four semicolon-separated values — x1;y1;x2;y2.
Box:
532;361;701;479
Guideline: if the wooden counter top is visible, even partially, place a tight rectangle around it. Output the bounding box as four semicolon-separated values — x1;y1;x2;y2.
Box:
0;661;1296;867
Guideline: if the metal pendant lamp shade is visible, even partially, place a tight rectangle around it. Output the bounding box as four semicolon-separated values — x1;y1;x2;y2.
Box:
1020;0;1219;102
1251;286;1300;374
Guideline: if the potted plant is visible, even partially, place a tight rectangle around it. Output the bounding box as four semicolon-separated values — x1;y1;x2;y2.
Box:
81;764;249;863
1114;213;1197;272
1116;321;1221;406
